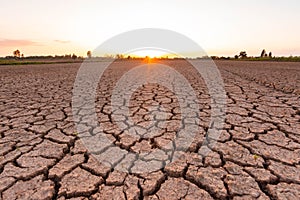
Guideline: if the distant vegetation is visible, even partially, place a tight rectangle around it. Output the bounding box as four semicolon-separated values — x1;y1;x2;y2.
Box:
211;55;300;62
87;51;92;59
1;49;300;65
0;50;86;65
213;49;300;62
0;59;83;66
234;56;300;62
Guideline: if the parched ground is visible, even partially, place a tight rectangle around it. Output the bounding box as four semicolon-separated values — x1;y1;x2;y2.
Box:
0;60;299;200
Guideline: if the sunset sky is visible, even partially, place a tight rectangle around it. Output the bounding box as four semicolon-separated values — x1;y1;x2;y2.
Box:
1;0;299;57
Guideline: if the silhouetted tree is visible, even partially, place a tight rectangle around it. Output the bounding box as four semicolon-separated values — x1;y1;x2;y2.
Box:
269;52;272;58
239;51;247;58
116;54;124;59
234;55;239;59
21;54;24;58
72;54;77;59
261;49;266;57
87;51;92;58
13;49;21;58
144;56;150;62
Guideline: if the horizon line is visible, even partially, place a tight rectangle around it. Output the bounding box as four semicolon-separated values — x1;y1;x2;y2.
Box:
1;52;300;58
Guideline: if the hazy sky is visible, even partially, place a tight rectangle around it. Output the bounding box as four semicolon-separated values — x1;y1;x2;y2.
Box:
1;0;300;57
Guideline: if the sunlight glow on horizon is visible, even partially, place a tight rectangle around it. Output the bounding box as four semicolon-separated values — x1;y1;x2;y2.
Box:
126;50;169;58
122;48;178;59
0;0;300;57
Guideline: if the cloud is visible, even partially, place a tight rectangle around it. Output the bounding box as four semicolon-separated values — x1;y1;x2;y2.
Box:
0;39;39;46
54;40;71;44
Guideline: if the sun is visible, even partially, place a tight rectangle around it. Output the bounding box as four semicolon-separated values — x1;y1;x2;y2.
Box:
126;49;168;58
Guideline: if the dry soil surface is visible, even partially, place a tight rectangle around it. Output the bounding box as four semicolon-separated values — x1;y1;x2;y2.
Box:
0;60;299;200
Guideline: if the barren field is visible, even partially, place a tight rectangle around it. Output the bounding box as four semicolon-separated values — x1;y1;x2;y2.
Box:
0;60;299;200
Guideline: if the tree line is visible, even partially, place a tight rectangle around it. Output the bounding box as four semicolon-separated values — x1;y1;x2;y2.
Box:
234;49;272;59
4;49;299;62
7;49;85;60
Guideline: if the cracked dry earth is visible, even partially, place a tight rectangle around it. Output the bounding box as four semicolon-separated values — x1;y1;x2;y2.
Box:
0;60;299;200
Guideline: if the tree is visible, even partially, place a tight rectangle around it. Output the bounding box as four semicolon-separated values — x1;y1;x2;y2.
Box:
269;52;272;58
144;56;150;62
13;49;21;58
234;55;239;59
72;54;77;59
87;51;92;58
115;54;124;59
261;49;266;57
239;51;247;58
